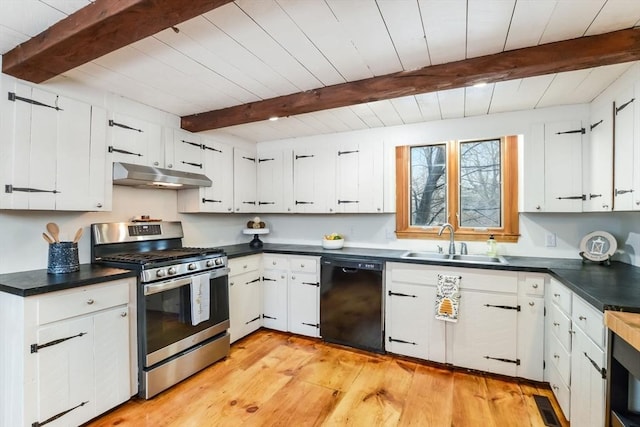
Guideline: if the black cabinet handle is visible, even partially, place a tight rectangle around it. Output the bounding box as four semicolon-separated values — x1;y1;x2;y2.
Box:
109;120;143;132
337;150;359;156
556;195;585;200
295;154;314;160
8;92;62;111
32;400;89;427
295;201;314;205
259;201;275;205
302;281;320;287
302;322;319;328
338;200;359;204
388;291;417;298
203;145;222;153
202;198;221;204
180;161;203;169
484;356;520;365
242;156;256;162
5;185;59;194
181;140;203;149
245;316;261;325
583;351;606;379
556;128;585;135
388;336;416;345
31;332;86;353
258;158;275;162
590;120;603;131
109;146;142;157
616;98;635;115
484;304;520;311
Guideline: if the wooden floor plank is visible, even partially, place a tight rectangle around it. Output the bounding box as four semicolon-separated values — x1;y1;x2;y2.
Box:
324;357;417;426
88;329;569;427
398;364;454;427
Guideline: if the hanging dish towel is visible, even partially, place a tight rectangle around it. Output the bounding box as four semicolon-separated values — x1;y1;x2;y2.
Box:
191;273;211;326
435;274;461;322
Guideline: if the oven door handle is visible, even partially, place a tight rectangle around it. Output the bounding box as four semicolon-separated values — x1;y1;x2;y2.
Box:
144;277;192;296
143;267;230;296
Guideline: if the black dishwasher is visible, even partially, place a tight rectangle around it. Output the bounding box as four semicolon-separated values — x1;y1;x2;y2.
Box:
320;257;384;353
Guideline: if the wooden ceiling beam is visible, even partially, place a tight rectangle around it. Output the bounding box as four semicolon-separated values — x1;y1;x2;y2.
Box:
182;28;640;133
1;0;234;83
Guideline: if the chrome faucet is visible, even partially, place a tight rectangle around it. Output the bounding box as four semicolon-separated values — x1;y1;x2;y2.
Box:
438;223;456;254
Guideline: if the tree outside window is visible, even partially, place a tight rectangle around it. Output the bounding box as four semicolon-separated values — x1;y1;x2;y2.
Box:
396;136;519;242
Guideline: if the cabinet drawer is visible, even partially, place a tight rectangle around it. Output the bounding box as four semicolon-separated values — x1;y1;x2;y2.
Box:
37;280;130;325
547;363;571;421
263;254;289;270
549;279;572;314
229;255;261;276
520;274;545;296
549;334;571;385
289;256;318;274
550;303;572;351
572;294;605;348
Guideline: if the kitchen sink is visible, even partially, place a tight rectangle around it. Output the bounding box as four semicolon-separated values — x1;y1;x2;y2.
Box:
400;251;508;265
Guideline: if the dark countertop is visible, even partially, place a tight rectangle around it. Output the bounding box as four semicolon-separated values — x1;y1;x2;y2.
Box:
3;244;639;313
0;264;137;297
222;243;640;313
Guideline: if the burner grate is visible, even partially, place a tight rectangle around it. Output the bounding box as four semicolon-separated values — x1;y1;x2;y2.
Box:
99;247;224;264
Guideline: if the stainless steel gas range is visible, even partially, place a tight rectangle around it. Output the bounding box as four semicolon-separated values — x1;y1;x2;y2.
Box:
91;221;230;399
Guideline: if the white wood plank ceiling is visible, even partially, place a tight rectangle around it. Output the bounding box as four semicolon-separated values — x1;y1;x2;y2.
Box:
2;0;640;142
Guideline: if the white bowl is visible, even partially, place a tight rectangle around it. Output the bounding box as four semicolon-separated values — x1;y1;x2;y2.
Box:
322;238;344;249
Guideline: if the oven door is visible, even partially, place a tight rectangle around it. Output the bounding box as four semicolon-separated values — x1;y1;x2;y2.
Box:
142;267;230;367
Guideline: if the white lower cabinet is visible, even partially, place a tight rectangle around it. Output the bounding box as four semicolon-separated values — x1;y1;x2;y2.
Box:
228;255;262;343
544;278;607;425
385;263;543;380
0;278;136;427
288;256;320;337
261;254;289;331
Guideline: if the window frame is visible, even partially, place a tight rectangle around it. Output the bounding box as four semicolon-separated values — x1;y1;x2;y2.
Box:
395;135;519;243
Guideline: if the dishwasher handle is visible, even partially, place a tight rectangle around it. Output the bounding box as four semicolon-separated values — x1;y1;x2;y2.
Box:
320;256;384;271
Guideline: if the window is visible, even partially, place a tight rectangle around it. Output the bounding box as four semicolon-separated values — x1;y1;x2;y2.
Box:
396;135;519;242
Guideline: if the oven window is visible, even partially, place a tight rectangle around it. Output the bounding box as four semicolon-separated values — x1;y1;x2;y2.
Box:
144;275;229;355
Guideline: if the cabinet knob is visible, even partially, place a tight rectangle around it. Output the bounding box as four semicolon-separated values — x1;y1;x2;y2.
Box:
288;208;291;212
535;205;541;210
636;201;640;206
553;293;560;297
243;265;248;269
281;275;285;279
552;384;559;391
272;261;276;265
532;283;538;289
553;322;560;326
529;301;535;306
153;161;159;166
87;299;94;305
291;275;296;280
228;208;232;211
603;204;609;209
579;315;586;321
236;208;239;211
167;163;173;168
553;353;559;359
230;281;234;286
300;264;305;268
121;312;127;317
96;203;103;208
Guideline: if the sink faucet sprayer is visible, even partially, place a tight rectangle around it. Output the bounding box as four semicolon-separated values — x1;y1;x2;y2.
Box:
438;223;456;255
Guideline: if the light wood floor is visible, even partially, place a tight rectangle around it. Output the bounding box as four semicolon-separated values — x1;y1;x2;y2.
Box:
88;329;569;427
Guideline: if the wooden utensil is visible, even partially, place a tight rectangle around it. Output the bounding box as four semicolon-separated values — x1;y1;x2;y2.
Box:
46;222;60;243
72;228;84;243
42;232;54;244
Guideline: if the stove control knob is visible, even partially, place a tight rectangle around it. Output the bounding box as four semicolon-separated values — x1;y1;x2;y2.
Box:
168;267;177;275
188;263;196;271
206;260;214;267
156;269;167;278
215;258;223;266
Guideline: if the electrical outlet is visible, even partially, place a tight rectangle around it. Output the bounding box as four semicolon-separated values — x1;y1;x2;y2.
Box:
545;232;557;247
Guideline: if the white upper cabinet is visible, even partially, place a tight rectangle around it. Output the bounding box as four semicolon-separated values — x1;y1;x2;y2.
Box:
335;140;383;213
256;148;293;213
0;80;110;211
293;146;336;213
177;136;234;213
233;147;257;213
107;112;163;167
169;129;205;174
613;82;639;211
528;120;584;212
583;98;613;212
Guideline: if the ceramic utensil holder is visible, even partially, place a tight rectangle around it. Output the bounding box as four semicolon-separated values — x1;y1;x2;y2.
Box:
48;242;79;274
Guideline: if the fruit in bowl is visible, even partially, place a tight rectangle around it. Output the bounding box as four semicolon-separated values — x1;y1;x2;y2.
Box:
324;233;343;240
322;233;344;249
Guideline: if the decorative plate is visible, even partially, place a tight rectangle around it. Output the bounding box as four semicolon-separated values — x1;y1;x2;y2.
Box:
579;231;617;262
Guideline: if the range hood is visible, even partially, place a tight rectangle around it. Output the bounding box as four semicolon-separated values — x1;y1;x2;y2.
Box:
112;162;212;189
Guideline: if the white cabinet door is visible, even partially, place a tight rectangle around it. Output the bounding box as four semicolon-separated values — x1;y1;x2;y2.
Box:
177;138;234;213
262;269;288;331
583;98;613;212
228;270;261;343
233;147;257;213
335;141;383;213
293;147;335;213
449;290;518;376
385;282;433;360
613;86;638;211
257;149;294;213
35;316;95;427
108;113;163;167
543;121;584;212
570;326;606;427
171;129;205;174
93;305;131;416
289;272;320;337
